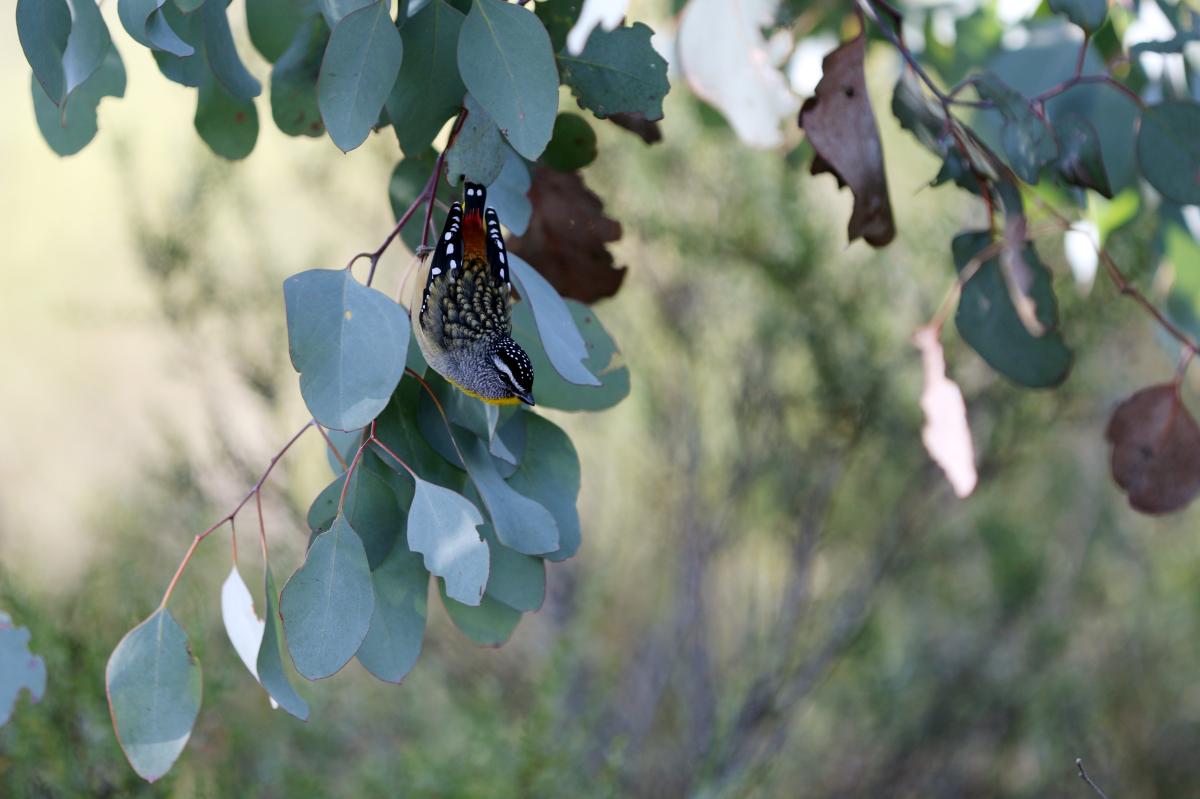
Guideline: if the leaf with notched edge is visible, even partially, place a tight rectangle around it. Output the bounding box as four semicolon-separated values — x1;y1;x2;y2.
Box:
799;35;895;247
1106;384;1200;514
508;167;625;302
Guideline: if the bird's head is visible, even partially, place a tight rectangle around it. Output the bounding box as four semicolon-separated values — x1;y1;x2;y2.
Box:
488;335;535;406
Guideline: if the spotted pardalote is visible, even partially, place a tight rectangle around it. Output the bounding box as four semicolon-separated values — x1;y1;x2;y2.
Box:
408;182;535;406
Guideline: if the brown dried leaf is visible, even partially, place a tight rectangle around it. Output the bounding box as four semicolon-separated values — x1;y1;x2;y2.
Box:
1106;384;1200;514
798;35;895;247
507;166;626;303
914;327;977;498
608;112;662;144
1000;210;1048;337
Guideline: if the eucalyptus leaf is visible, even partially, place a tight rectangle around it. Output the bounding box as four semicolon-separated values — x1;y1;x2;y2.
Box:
558;22;669;121
507;414;581;561
247;0;314;63
479;525;545;612
509;255;600;387
1137;102;1200;206
318;0;404;152
439;582;522;646
356;544;428;682
460;434;559;555
16;0;71;105
280;515;375;679
271;14;330;137
105;609;202;782
256;565;310;720
407;477;490;606
196;74;260;160
386;0;466;155
457;0;559;160
487;147;533;237
119;0;195;57
1048;0;1107;31
0;613;46;727
63;0;113;110
445;94;507;186
284;268;409;431
32;46;126;157
202;0;263;100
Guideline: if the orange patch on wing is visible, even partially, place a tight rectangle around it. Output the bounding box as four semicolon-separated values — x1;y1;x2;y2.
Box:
462;209;487;260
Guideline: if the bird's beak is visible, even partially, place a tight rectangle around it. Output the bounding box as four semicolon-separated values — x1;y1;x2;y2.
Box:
516;389;535;406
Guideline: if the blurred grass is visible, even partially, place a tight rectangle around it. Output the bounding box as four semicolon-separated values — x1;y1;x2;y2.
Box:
4;3;1200;799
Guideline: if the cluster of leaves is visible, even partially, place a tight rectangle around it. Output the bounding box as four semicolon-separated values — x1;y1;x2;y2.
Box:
779;0;1200;515
14;0;669;783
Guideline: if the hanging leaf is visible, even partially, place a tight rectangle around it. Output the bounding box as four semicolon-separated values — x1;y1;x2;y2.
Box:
506;414;582;560
509;255;601;386
460;435;559;555
1137;101;1200;206
457;0;559;160
31;46;126;157
479;525;545;612
542;113;599;172
445;94;507;186
995;184;1046;338
256;565;309;720
246;0;312;63
799;35;895;248
1048;0;1107;32
607;111;662;144
307;450;405;569
195;74;260;160
508;167;624;302
1053;111;1113;198
439;582;523;646
119;0;195;57
913;327;977;498
356;543;428;683
511;299;629;411
62;0;114;111
271;13;329;137
16;0;71;105
386;0;466;155
201;0;263;100
972;72;1056;184
407;477;490;605
952;231;1072;388
280;515;375;679
221;566;266;688
558;22;669;121
106;609;202;782
677;0;799;148
284;268;410;431
1106;384;1200;515
0;612;46;727
375;380;469;489
487;147;533;236
318;0;404;152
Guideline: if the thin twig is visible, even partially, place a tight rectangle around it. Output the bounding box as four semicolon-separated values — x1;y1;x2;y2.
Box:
1076;758;1112;799
314;423;350;471
159;420;314;608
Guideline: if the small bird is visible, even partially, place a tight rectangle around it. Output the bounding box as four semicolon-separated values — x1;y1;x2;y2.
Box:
409;182;535;406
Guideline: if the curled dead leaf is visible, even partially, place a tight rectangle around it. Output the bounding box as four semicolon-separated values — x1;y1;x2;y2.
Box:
799;34;895;247
1106;383;1200;514
507;166;626;303
608;112;662;144
914;326;977;498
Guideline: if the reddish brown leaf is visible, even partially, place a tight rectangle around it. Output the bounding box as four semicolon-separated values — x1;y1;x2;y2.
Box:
798;34;895;247
608;112;662;144
507;166;626;303
1106;384;1200;514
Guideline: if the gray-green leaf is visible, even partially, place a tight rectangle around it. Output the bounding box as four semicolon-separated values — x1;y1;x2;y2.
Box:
460;435;559;555
445;94;507;186
1048;0;1107;31
0;612;46;727
1137;101;1200;206
386;0;465;155
509;254;599;386
271;14;330;137
507;414;581;560
105;609;202;782
318;0;404;152
16;0;71;105
356;543;428;682
247;0;314;63
256;565;310;720
457;0;559;160
407;477;490;606
439;582;522;646
558;22;668;121
283;268;410;431
32;45;126;157
196;74;260;160
280;515;375;679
